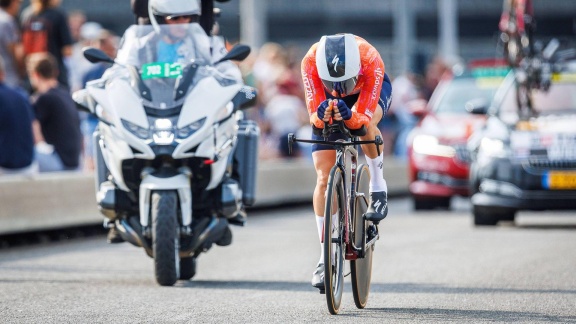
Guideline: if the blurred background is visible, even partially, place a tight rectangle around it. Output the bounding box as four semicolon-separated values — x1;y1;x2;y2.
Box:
50;0;576;76
2;0;576;233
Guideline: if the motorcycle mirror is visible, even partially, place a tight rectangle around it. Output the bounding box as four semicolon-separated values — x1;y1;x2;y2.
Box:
215;44;251;64
542;38;560;61
465;98;489;115
83;47;115;64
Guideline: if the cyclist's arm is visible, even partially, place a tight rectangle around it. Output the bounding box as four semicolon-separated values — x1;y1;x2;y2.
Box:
343;45;385;130
301;44;328;129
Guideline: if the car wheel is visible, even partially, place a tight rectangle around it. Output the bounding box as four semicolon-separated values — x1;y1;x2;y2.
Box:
413;197;451;210
473;205;499;226
473;205;516;226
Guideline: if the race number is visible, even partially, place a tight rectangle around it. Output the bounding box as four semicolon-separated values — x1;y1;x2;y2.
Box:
141;62;183;79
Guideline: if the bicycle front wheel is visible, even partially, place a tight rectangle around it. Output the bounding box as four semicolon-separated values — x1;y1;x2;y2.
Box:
323;166;346;315
351;164;374;309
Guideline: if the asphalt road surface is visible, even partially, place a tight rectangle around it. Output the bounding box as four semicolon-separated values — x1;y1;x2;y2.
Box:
1;197;576;323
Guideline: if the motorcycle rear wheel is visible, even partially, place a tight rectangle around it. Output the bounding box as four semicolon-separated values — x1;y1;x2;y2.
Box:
152;191;179;286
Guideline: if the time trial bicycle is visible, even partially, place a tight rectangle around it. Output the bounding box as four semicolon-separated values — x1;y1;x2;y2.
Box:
288;121;383;314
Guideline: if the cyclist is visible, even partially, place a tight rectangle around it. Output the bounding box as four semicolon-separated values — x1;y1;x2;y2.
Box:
301;33;392;289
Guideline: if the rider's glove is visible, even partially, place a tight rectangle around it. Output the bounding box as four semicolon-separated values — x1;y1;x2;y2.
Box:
317;100;331;120
336;100;352;120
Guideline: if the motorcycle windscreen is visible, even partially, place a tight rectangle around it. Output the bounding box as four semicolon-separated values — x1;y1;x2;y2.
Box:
115;23;213;110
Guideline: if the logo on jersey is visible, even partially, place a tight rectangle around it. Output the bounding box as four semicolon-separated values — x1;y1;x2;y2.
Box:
371;67;384;100
302;71;314;104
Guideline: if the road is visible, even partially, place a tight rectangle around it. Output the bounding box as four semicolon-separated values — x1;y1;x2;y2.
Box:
1;197;575;323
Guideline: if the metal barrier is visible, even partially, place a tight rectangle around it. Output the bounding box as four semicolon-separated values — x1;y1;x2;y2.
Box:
0;158;408;235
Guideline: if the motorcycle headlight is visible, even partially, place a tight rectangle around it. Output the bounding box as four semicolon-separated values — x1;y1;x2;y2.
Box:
152;118;175;145
177;117;206;139
412;134;456;158
122;119;150;140
479;137;507;158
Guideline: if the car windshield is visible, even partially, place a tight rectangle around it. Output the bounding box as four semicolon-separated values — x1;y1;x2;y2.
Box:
114;23;214;110
434;77;501;114
499;74;576;122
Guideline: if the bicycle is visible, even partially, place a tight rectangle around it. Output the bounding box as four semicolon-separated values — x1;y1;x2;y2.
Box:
497;0;569;120
288;121;383;314
499;0;535;68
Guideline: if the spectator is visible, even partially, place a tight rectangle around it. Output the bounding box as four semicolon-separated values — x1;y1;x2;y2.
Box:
390;73;421;160
0;0;24;88
80;29;117;171
67;11;103;92
67;10;86;43
21;0;74;89
27;53;82;172
0;56;37;176
252;42;287;106
421;56;449;101
264;76;307;158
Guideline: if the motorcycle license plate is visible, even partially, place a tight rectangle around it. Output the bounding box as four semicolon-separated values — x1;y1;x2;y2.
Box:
543;171;576;189
141;62;182;79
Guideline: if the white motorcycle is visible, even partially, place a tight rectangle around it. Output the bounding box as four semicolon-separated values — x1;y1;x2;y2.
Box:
73;23;259;286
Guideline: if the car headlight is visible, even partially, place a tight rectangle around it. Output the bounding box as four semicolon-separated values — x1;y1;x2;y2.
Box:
479;137;507;158
412;134;456;158
122;119;150;140
176;117;206;139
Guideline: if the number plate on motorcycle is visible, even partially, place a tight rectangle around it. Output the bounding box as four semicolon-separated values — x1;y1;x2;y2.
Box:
543;171;576;190
141;62;182;79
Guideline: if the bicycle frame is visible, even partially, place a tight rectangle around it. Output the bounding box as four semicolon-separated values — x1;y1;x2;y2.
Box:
288;122;381;259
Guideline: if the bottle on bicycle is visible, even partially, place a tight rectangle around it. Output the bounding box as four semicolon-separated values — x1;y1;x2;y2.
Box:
300;33;392;290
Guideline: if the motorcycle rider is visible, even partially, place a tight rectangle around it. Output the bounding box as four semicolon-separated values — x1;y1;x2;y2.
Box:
115;0;240;80
301;33;392;289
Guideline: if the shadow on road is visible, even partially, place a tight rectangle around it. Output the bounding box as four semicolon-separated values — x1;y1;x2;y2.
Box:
339;307;576;322
178;280;576;296
372;282;576;295
513;224;576;230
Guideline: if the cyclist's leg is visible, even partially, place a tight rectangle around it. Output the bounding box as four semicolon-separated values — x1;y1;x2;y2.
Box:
359;75;391;223
358;105;389;223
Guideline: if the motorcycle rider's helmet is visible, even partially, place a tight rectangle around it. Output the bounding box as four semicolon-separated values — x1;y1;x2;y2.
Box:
315;33;361;97
148;0;201;31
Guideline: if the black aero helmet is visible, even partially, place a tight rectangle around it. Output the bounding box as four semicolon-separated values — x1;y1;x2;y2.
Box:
315;34;361;96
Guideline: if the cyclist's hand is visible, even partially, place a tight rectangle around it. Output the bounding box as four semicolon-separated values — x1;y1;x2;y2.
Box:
333;99;352;120
317;100;333;122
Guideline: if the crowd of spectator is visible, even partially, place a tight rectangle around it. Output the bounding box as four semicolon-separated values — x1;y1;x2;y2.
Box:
0;0;117;175
0;0;449;177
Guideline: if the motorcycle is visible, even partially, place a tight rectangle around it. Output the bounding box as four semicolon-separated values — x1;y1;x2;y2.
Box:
73;23;259;286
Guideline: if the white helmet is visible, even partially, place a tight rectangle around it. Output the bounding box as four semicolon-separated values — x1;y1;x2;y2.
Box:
148;0;201;31
315;34;361;96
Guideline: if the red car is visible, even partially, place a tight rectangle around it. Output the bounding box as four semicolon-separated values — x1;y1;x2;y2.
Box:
407;64;506;210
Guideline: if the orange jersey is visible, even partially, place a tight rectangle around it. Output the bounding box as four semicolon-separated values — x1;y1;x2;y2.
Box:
301;35;385;129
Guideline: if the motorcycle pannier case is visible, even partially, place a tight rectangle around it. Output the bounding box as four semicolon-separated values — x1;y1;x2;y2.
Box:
234;119;260;206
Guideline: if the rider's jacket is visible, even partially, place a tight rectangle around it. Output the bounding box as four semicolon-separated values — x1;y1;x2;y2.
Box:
301;35;385;130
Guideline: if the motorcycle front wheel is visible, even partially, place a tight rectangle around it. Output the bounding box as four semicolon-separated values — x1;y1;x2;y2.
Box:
152;191;180;286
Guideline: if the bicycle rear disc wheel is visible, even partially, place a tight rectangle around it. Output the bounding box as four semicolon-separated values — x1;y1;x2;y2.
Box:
324;166;346;315
351;164;374;309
